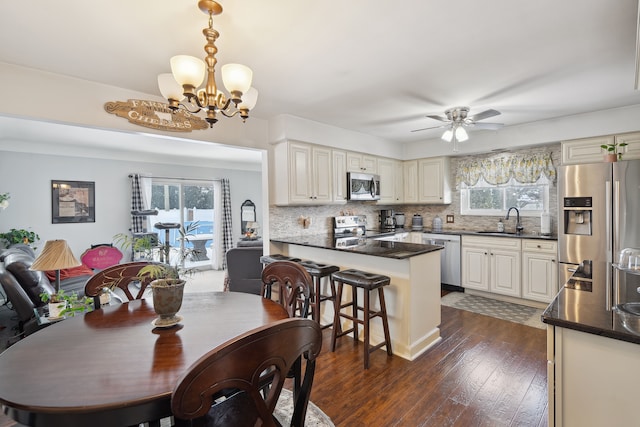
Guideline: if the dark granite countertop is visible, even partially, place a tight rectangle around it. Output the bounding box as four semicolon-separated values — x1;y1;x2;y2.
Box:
542;261;640;345
367;228;557;241
270;234;443;259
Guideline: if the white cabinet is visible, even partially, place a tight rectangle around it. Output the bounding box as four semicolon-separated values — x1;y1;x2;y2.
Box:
522;239;558;303
272;141;333;205
549;326;640;426
332;149;348;203
403;160;419;203
346;152;377;173
417;157;451;204
562;132;640;164
377;158;404;204
461;236;521;297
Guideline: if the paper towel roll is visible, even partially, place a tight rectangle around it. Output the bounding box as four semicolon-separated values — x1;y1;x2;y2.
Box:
540;212;551;235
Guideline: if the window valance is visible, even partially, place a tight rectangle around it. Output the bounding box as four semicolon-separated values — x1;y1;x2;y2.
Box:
456;152;556;187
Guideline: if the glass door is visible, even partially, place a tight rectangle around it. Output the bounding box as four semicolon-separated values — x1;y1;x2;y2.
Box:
150;180;215;270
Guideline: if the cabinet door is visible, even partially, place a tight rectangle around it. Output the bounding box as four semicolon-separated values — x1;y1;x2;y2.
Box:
393;160;404;203
288;143;313;203
522;251;557;302
561;135;614;164
418;157;451;204
377;158;402;204
346;152;377;173
312;147;332;202
403;160;418;203
332;150;347;203
462;246;490;291
490;249;521;297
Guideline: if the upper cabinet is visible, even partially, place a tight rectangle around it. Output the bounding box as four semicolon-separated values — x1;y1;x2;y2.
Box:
346;152;377;173
377;158;404;204
272;141;334;205
331;149;348;204
562;132;640;164
403;160;419;203
417;157;452;204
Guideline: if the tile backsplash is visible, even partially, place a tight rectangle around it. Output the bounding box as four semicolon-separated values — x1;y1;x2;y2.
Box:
270;143;560;238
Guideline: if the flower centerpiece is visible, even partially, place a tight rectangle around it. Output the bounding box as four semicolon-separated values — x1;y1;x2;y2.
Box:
601;141;628;162
0;193;9;210
40;290;94;319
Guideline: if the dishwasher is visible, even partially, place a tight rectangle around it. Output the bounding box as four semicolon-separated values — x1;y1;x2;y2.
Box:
422;233;461;287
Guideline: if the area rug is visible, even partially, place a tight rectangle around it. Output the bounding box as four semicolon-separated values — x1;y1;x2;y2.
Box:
441;292;545;329
159;388;334;426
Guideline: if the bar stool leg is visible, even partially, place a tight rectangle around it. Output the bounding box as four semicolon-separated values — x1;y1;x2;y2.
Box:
330;282;344;352
351;285;358;342
378;287;393;356
363;288;371;369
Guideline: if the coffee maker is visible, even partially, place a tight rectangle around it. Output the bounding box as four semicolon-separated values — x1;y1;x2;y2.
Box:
379;209;395;231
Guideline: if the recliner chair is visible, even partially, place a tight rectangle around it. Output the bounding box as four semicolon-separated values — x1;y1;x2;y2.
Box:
225;246;263;295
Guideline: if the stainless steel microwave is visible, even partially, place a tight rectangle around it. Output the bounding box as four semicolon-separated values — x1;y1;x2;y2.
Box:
347;172;381;201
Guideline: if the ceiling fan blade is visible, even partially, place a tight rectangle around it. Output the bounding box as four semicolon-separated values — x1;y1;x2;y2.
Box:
410;124;448;133
469;122;503;130
468;109;501;122
426;114;449;122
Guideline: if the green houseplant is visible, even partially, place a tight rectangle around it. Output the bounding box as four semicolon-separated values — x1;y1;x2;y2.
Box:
601;141;628;161
0;228;40;249
40;289;94;319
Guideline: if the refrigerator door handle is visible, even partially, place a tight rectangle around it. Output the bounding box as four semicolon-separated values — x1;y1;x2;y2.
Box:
605;181;618;263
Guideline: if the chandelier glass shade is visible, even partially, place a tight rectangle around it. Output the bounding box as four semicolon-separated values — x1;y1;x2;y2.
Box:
157;0;258;128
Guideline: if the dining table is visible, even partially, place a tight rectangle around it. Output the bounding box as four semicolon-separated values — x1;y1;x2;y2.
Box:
0;291;289;427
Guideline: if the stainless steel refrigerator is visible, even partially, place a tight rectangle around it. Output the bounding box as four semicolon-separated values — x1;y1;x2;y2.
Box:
558;160;640;302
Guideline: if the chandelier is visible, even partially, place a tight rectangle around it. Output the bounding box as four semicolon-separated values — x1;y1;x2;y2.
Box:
157;0;258;128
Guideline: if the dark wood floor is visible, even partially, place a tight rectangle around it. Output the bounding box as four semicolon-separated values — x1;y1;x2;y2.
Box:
0;303;547;427
311;304;548;427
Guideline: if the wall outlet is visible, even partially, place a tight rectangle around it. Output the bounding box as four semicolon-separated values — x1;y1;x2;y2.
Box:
446;214;454;223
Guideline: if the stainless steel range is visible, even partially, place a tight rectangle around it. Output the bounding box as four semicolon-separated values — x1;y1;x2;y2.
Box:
333;215;367;248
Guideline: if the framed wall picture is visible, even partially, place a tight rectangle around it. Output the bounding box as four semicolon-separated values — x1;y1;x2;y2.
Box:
51;180;95;223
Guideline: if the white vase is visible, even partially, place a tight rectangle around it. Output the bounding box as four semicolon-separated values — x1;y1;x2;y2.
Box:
48;301;67;319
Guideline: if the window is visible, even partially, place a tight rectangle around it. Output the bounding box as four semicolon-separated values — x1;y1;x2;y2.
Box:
460;176;550;216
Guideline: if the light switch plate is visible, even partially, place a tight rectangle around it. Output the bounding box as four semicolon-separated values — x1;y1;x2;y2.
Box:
446;215;454;223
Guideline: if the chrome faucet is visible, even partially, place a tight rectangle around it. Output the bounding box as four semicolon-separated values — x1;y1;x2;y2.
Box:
506;207;524;235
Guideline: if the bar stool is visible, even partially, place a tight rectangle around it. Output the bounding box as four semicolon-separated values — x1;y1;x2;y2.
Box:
298;260;339;329
330;269;393;369
259;254;301;299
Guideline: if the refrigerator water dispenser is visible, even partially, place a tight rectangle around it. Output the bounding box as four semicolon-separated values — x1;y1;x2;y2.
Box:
563;197;593;236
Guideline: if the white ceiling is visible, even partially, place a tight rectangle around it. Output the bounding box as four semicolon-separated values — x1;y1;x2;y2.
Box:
1;0;640;159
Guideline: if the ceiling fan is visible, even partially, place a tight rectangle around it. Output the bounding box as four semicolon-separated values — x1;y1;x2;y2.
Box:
411;106;503;152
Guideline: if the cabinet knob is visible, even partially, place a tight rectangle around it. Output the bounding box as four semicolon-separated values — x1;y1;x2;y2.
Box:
552;259;556;263
537;245;541;248
484;252;488;255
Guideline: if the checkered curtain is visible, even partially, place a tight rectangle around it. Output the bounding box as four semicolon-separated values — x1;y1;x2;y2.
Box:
130;174;144;233
129;174;152;233
220;178;233;269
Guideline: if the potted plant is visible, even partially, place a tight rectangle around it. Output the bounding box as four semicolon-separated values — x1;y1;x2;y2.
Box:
601;141;628;162
40;289;94;319
131;223;200;328
0;228;40;249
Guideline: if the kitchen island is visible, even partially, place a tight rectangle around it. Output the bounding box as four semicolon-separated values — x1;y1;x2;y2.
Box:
270;235;443;361
542;261;640;426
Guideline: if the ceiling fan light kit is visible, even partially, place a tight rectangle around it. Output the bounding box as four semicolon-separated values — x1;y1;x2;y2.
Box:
156;0;258;128
413;106;502;152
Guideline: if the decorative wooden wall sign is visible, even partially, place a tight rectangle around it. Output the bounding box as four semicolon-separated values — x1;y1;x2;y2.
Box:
104;99;208;132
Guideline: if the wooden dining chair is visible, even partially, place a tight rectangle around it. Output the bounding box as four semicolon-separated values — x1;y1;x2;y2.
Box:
261;260;312;319
83;261;160;307
171;318;323;427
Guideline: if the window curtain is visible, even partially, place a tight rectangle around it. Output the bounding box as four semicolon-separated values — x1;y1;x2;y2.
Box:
212;178;233;270
456;152;556;188
129;174;152;233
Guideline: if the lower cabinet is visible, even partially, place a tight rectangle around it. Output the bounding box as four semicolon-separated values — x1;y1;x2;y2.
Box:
461;236;521;297
522;239;558;303
462;236;558;303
